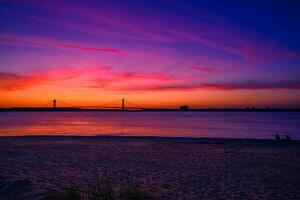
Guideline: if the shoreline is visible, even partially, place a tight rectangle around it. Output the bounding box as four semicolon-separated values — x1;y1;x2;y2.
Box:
1;108;300;112
1;135;299;144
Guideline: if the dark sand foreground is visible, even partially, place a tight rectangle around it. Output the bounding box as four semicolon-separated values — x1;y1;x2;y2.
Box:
0;136;300;199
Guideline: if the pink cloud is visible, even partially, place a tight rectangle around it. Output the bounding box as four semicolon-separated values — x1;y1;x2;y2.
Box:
189;65;216;72
93;70;175;88
2;65;299;93
200;81;300;90
89;78;300;92
87;65;237;91
0;65;108;91
113;71;171;81
0;71;41;91
0;33;123;54
34;65;109;81
0;66;176;92
242;43;300;64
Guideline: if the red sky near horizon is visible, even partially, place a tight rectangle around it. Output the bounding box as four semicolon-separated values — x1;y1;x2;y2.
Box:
0;0;300;108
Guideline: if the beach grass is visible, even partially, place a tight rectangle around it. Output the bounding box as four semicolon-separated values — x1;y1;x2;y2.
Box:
44;183;153;200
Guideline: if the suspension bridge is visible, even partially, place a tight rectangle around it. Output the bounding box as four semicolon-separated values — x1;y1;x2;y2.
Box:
1;100;299;112
37;98;145;111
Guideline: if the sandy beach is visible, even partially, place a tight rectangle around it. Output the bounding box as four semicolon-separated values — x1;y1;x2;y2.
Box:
0;136;300;199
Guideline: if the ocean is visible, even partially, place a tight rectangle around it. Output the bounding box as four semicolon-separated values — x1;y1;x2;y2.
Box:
1;111;299;139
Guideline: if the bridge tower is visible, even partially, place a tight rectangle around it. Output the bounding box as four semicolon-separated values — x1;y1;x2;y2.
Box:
122;98;125;111
53;99;56;109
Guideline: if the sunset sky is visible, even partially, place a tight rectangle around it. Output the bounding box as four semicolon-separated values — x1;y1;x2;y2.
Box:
1;0;300;108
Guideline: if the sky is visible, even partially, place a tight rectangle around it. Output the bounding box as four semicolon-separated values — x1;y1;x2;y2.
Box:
0;0;300;108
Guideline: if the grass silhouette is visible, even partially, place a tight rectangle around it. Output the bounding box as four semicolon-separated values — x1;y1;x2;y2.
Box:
44;183;153;200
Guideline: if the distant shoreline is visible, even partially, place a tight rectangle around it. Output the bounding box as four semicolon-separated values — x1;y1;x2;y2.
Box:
1;108;300;112
1;135;299;142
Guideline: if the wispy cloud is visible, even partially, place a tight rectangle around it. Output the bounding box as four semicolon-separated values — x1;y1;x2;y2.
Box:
5;0;300;64
45;2;300;61
188;65;216;72
241;43;300;64
0;66;108;91
0;33;123;54
0;71;40;91
89;79;300;92
200;81;300;90
1;65;299;94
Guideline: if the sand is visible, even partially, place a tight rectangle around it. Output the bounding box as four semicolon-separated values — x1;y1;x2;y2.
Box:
0;136;300;199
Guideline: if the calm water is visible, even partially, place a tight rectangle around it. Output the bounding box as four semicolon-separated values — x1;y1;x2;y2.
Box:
0;111;299;139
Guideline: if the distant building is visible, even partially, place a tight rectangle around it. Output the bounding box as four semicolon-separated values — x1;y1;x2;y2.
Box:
179;105;189;111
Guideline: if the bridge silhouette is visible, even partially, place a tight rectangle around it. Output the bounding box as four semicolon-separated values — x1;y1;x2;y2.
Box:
40;98;145;111
2;99;298;112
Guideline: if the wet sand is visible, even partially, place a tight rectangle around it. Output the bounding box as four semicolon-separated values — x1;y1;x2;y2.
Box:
0;136;300;199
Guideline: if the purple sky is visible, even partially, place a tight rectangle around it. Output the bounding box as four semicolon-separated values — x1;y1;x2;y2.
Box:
0;0;300;108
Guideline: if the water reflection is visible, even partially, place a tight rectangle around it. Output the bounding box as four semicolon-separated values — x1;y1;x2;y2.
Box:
0;112;299;139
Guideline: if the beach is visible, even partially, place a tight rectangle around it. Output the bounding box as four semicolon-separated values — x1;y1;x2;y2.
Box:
0;136;299;199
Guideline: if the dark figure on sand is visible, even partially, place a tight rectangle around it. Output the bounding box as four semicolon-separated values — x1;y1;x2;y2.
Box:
275;134;291;142
285;135;291;142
